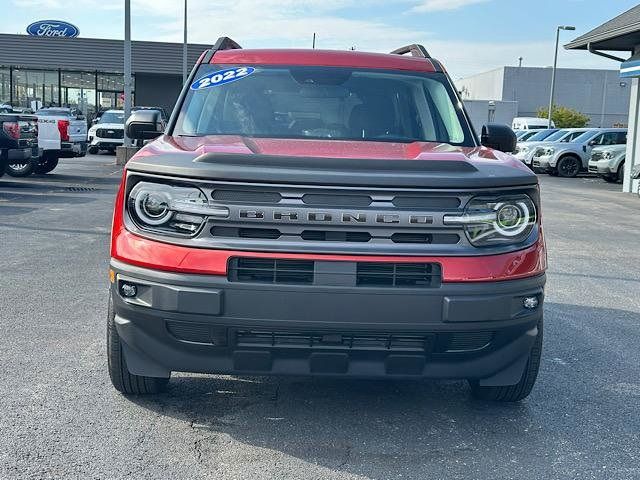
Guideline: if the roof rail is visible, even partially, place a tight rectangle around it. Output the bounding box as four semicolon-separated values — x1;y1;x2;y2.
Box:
212;36;242;51
390;44;431;59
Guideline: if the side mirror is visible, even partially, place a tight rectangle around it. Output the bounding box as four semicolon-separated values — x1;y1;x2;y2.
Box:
481;124;517;153
588;140;597;146
125;109;163;140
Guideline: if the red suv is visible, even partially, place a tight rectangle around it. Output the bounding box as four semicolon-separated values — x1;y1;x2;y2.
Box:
108;38;546;401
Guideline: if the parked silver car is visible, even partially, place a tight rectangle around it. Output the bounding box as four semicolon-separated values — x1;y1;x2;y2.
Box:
588;144;626;183
532;128;627;177
514;128;588;168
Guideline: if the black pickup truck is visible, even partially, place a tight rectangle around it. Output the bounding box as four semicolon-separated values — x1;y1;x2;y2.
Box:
0;112;39;177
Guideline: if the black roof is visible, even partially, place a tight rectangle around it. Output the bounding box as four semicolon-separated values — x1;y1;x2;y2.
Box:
565;4;640;52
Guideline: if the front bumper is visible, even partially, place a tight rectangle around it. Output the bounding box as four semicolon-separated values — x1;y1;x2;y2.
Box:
532;155;552;171
110;258;545;385
588;160;616;175
89;137;123;149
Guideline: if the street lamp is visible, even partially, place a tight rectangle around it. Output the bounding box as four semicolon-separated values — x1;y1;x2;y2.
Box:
547;25;576;128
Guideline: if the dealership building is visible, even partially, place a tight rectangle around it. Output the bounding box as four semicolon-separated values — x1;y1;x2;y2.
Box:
456;66;631;128
0;33;210;118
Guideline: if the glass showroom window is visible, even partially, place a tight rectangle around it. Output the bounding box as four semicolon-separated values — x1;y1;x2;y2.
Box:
12;69;59;111
61;70;96;118
0;68;9;105
97;73;132;110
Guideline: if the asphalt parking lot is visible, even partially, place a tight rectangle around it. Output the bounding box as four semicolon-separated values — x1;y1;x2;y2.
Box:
1;154;639;480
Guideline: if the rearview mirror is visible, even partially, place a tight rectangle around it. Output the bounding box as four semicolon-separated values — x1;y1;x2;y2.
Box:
125;109;163;140
481;124;517;153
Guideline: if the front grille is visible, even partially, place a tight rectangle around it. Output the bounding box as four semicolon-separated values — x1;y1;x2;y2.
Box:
127;175;537;256
236;330;433;351
228;258;442;288
96;128;124;139
356;262;441;288
591;151;604;162
228;258;314;285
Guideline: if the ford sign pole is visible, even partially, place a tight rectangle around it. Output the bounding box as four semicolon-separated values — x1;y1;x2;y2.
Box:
124;0;132;147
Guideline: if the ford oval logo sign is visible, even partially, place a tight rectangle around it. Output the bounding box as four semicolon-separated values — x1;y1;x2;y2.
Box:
26;20;79;38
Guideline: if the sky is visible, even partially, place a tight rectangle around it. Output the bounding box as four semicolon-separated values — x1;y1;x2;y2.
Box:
3;0;639;79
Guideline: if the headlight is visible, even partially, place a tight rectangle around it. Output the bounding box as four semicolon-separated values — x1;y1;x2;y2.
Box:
444;195;537;246
602;151;614;160
516;146;529;154
127;181;228;236
543;148;555;156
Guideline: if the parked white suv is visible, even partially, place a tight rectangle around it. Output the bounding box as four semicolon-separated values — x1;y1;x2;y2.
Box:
588;144;626;183
88;110;125;154
514;128;588;168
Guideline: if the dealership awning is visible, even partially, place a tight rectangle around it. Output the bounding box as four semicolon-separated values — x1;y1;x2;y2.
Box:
565;5;640;52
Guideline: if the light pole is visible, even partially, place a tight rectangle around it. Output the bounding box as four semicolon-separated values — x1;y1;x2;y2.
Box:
183;0;188;84
124;0;132;147
547;25;575;128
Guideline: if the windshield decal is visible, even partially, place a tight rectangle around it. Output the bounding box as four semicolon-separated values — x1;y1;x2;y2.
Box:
190;67;255;90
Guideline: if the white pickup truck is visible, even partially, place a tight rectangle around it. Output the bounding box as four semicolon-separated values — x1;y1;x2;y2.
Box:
7;107;88;176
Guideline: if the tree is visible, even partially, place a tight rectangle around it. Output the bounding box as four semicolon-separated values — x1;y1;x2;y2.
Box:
536;105;590;128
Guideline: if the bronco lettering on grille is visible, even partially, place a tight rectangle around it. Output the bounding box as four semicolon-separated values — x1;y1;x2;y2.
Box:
238;209;434;226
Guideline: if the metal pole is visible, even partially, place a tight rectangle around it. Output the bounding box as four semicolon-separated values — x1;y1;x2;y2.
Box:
183;0;188;84
312;33;316;49
124;0;132;147
547;27;560;129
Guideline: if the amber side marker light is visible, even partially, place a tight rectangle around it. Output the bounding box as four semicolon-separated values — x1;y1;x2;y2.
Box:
109;269;115;284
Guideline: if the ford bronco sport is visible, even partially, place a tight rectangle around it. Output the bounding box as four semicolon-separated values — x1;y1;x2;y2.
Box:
108;38;546;402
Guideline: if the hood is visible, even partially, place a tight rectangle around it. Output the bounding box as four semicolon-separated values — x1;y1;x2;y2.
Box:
126;135;537;189
592;144;626;154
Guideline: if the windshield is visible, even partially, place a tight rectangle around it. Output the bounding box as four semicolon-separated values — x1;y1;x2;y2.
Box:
174;65;474;146
99;112;125;124
572;130;600;143
519;131;539;141
526;129;557;142
543;130;571;142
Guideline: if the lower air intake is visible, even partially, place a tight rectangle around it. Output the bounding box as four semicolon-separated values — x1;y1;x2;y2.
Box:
356;262;441;288
228;258;314;285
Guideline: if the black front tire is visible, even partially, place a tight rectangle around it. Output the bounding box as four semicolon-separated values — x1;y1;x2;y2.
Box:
469;319;543;402
557;156;581;178
88;146;99;154
107;295;170;394
34;154;59;174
